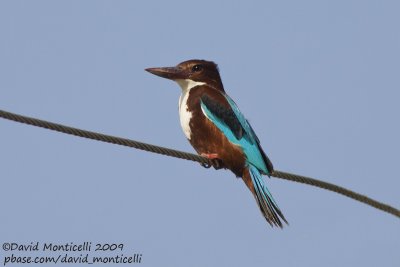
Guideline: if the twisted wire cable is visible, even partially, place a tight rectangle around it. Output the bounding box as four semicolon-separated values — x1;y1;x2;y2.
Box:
1;109;399;218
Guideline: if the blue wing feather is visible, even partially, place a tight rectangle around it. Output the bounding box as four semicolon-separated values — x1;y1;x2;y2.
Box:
201;93;286;226
200;94;269;174
224;95;259;143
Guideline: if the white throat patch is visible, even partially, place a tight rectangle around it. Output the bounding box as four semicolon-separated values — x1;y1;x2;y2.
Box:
176;79;206;91
176;79;206;140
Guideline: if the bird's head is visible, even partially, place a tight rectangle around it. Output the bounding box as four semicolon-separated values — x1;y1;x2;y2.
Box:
146;59;224;92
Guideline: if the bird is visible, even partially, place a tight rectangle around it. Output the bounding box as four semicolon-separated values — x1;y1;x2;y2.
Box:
146;59;287;227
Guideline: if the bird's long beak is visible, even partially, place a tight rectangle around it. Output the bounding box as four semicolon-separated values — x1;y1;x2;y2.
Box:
145;66;186;80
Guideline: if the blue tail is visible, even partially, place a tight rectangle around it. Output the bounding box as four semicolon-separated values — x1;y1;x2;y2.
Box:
245;164;288;227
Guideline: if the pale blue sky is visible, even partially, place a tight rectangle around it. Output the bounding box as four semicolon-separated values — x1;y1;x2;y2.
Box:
1;1;399;266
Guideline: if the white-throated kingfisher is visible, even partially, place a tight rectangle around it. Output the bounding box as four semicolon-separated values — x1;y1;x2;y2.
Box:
146;59;287;227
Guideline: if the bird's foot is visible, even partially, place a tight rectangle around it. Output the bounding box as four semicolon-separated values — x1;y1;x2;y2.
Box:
201;153;219;159
201;153;224;170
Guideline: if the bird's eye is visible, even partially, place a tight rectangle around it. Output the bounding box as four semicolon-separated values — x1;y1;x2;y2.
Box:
192;65;203;72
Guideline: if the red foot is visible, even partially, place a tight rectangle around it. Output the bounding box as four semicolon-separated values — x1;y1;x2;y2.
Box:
201;153;219;159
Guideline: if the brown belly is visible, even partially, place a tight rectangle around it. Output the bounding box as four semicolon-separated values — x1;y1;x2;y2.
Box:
188;113;246;177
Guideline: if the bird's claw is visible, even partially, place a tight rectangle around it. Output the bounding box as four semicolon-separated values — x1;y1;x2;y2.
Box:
201;162;212;168
200;153;225;170
209;158;224;170
200;158;224;170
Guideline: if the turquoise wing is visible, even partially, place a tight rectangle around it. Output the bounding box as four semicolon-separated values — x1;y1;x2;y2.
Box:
200;94;269;174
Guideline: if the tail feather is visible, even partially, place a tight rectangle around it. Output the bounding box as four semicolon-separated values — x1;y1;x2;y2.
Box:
243;164;288;227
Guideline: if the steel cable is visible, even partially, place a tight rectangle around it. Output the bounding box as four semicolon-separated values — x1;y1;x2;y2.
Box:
1;109;399;218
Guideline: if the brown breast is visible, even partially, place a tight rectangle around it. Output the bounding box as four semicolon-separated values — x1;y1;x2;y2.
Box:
186;85;246;177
